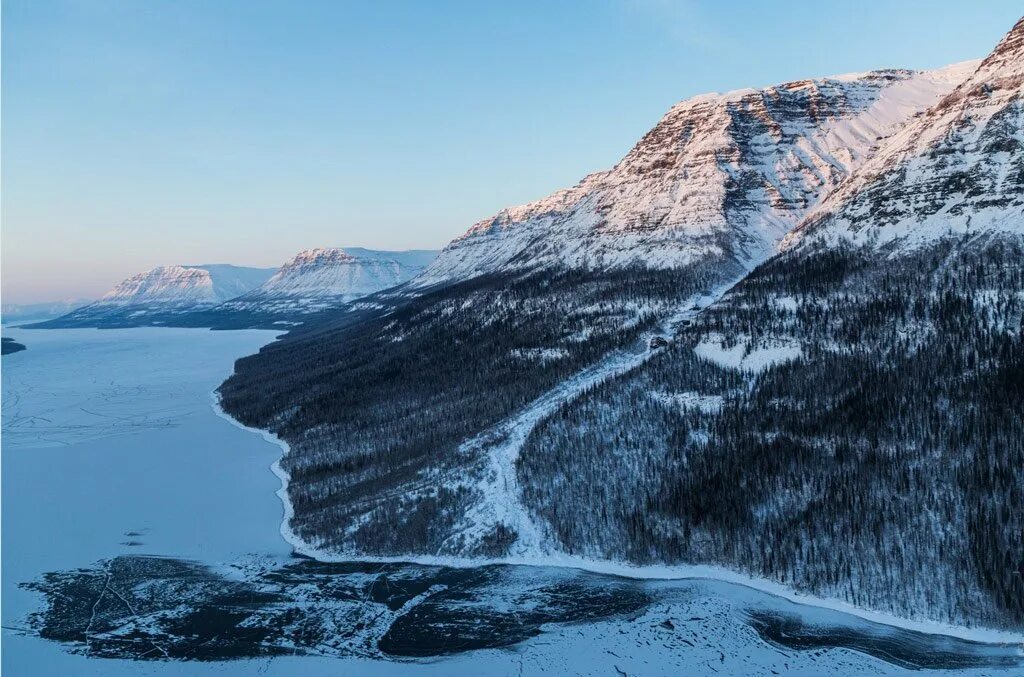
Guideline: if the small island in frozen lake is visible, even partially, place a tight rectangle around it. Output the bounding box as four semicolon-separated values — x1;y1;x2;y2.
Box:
2;336;27;355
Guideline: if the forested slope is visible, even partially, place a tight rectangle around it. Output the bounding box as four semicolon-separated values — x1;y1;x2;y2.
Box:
520;235;1024;628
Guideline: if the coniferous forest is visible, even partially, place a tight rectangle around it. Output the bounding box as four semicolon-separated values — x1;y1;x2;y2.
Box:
519;235;1024;629
219;259;740;554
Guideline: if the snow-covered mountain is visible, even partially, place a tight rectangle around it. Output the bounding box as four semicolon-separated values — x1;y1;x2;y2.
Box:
99;264;276;305
218;15;1024;631
32;264;275;328
217;62;979;555
417;62;976;285
35;250;438;329
512;18;1024;629
246;247;436;301
785;17;1024;251
216;248;438;320
1;299;91;324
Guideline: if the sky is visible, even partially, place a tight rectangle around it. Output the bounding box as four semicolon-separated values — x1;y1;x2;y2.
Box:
3;1;1021;303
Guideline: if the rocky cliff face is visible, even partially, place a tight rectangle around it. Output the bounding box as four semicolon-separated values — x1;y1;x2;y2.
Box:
418;63;976;285
786;18;1024;251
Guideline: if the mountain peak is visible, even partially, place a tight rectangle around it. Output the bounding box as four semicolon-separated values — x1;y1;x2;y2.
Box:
97;264;276;305
784;18;1024;252
207;247;441;321
985;15;1024;65
417;64;975;286
286;248;358;266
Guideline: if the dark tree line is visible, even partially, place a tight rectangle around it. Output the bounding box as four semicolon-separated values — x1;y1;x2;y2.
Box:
518;234;1024;629
218;260;740;554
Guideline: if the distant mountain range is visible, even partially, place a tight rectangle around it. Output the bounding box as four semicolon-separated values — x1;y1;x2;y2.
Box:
218;16;1024;632
30;249;439;329
2;299;92;324
210;248;440;326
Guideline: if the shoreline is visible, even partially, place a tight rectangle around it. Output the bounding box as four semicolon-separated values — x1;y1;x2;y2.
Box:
210;391;1024;647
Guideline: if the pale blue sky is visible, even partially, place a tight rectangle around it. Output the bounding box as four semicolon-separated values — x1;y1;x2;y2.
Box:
3;1;1021;302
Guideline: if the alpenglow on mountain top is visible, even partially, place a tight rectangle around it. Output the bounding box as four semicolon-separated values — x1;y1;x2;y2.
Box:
31;248;439;329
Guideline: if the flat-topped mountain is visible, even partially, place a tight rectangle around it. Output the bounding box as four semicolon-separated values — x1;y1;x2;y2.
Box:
31;264;276;328
33;249;438;329
214;248;438;324
99;264;276;305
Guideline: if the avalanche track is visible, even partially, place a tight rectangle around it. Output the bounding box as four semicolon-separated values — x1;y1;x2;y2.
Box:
442;277;744;557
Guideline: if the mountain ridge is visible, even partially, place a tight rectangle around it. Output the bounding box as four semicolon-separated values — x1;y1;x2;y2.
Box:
416;61;978;286
97;264;276;306
784;18;1023;252
217;15;1024;629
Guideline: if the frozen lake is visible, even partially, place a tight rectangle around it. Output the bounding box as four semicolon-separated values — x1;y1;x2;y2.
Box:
2;328;1021;675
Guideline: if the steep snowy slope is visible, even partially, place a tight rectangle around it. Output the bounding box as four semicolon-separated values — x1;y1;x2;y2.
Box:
418;62;976;285
99;264;275;305
516;18;1024;629
786;17;1024;250
218;248;438;318
32;264;275;328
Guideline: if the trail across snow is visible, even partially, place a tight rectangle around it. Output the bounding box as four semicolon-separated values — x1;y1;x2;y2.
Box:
444;278;743;557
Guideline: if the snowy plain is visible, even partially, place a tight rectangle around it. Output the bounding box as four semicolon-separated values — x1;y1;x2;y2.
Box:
1;327;1021;675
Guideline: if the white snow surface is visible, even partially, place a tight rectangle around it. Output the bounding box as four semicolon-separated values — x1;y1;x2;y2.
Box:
417;62;977;286
1;328;292;673
98;264;275;305
218;247;439;313
785;19;1024;252
653;390;726;413
694;334;803;372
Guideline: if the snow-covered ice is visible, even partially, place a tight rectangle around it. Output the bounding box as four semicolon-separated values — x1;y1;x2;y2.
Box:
2;328;288;674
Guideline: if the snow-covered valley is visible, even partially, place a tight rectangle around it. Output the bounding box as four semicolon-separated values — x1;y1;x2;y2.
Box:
3;328;1020;675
